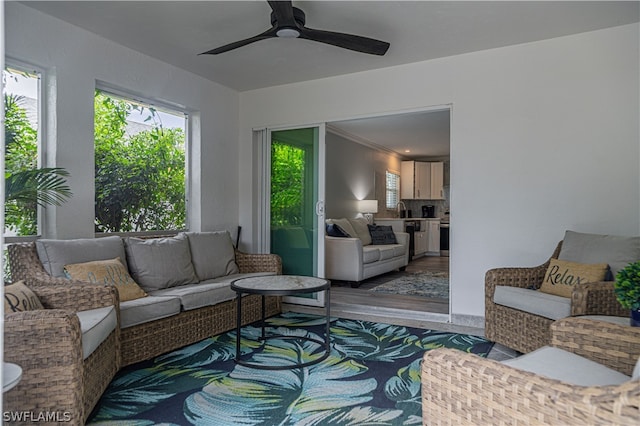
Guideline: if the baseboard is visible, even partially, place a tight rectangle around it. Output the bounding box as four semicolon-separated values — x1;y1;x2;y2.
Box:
451;313;485;329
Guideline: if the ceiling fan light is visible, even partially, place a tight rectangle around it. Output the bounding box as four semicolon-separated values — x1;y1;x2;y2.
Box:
276;28;300;38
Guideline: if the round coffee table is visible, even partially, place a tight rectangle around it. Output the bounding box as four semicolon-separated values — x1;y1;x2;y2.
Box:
230;275;331;370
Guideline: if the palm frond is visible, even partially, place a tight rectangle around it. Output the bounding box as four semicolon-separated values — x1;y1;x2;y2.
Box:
5;168;72;207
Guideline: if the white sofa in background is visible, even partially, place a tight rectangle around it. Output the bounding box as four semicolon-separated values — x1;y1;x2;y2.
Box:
325;217;409;287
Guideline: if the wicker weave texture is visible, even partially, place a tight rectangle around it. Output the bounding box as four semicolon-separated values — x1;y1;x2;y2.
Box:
3;281;120;424
552;317;640;376
485;241;627;354
421;348;640;426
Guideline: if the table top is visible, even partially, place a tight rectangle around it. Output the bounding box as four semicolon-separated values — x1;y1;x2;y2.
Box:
231;275;330;296
3;362;22;393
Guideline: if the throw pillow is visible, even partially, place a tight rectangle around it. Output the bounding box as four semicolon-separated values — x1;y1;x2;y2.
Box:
64;258;148;302
558;230;640;279
326;223;349;238
368;224;397;245
325;218;357;238
539;259;609;298
182;231;239;281
124;234;199;292
4;281;44;313
348;217;372;246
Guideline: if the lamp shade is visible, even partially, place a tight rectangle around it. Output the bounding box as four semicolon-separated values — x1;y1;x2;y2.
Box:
358;199;379;214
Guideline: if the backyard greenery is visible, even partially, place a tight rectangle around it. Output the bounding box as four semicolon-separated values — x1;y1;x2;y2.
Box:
94;91;186;232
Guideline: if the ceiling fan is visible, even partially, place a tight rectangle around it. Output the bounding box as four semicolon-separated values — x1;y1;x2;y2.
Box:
200;1;390;56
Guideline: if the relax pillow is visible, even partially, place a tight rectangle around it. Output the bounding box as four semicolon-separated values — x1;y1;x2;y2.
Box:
36;236;127;278
348;217;372;246
64;258;148;302
182;231;239;281
125;234;198;291
4;281;44;312
368;224;397;245
539;259;608;298
559;230;640;278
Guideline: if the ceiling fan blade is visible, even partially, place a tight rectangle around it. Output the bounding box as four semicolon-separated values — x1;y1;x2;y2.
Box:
268;1;297;27
200;27;278;55
299;27;390;56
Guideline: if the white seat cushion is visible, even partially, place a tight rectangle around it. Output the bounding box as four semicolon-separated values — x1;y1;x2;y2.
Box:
150;272;275;311
377;245;396;261
76;306;117;360
502;346;630;386
494;286;571;320
119;295;182;328
362;246;381;264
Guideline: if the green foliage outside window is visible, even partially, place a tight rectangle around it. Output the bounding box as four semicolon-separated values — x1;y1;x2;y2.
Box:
94;91;186;232
270;142;305;226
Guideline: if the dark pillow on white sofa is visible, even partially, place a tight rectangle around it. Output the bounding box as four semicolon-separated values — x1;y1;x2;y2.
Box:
368;225;397;245
326;223;349;238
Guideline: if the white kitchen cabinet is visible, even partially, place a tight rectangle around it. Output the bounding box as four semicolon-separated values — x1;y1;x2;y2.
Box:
400;161;444;200
414;231;428;256
426;220;441;255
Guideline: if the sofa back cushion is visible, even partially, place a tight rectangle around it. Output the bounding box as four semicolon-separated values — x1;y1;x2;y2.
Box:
125;234;198;291
559;230;640;278
36;236;127;278
182;231;239;281
348;217;372;246
325;218;357;238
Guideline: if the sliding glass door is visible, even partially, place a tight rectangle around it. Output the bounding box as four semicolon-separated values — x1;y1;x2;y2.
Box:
257;125;326;306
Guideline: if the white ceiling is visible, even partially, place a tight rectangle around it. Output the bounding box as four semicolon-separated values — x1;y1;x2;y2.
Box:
19;1;639;158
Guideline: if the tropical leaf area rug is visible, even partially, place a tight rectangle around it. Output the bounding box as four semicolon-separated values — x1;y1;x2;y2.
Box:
370;272;449;299
88;312;493;426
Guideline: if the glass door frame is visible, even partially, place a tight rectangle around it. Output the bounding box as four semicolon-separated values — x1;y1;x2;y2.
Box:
254;123;326;307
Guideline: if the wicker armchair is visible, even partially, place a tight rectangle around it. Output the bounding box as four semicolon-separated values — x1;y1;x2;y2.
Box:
422;317;640;425
3;279;120;425
485;242;627;354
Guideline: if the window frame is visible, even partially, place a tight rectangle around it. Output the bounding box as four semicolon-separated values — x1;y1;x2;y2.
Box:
93;85;191;236
3;59;46;243
385;169;401;211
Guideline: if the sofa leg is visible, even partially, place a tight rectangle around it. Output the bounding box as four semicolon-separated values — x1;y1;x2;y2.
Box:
350;281;361;288
399;266;407;271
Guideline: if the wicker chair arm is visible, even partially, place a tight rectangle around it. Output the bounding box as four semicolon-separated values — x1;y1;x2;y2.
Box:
3;310;84;418
551;317;640;376
421;348;639;425
485;242;562;299
235;250;282;274
570;281;628;317
28;281;119;312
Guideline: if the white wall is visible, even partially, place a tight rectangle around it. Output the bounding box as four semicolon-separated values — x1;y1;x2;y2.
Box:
325;131;402;219
239;24;640;320
6;3;240;238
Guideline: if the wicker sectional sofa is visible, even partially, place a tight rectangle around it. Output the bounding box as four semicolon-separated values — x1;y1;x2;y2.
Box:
6;232;282;422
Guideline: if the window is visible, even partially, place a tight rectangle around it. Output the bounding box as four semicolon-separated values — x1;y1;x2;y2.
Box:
386;170;400;210
94;89;188;233
3;65;42;237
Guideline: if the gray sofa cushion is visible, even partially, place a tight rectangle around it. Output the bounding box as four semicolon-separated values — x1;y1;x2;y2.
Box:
494;286;571;320
36;236;127;278
559;230;640;278
362;246;381;264
119;295;182;328
76;305;117;360
150;272;275;311
502;346;630;386
348;217;372;246
182;231;239;280
125;234;198;291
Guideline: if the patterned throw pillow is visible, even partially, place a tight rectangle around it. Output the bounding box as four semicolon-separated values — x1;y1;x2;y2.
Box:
4;281;44;313
368;225;398;245
64;257;148;302
326;223;349;237
539;259;609;298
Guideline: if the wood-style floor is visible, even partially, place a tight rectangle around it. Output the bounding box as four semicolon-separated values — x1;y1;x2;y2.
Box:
330;255;450;315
